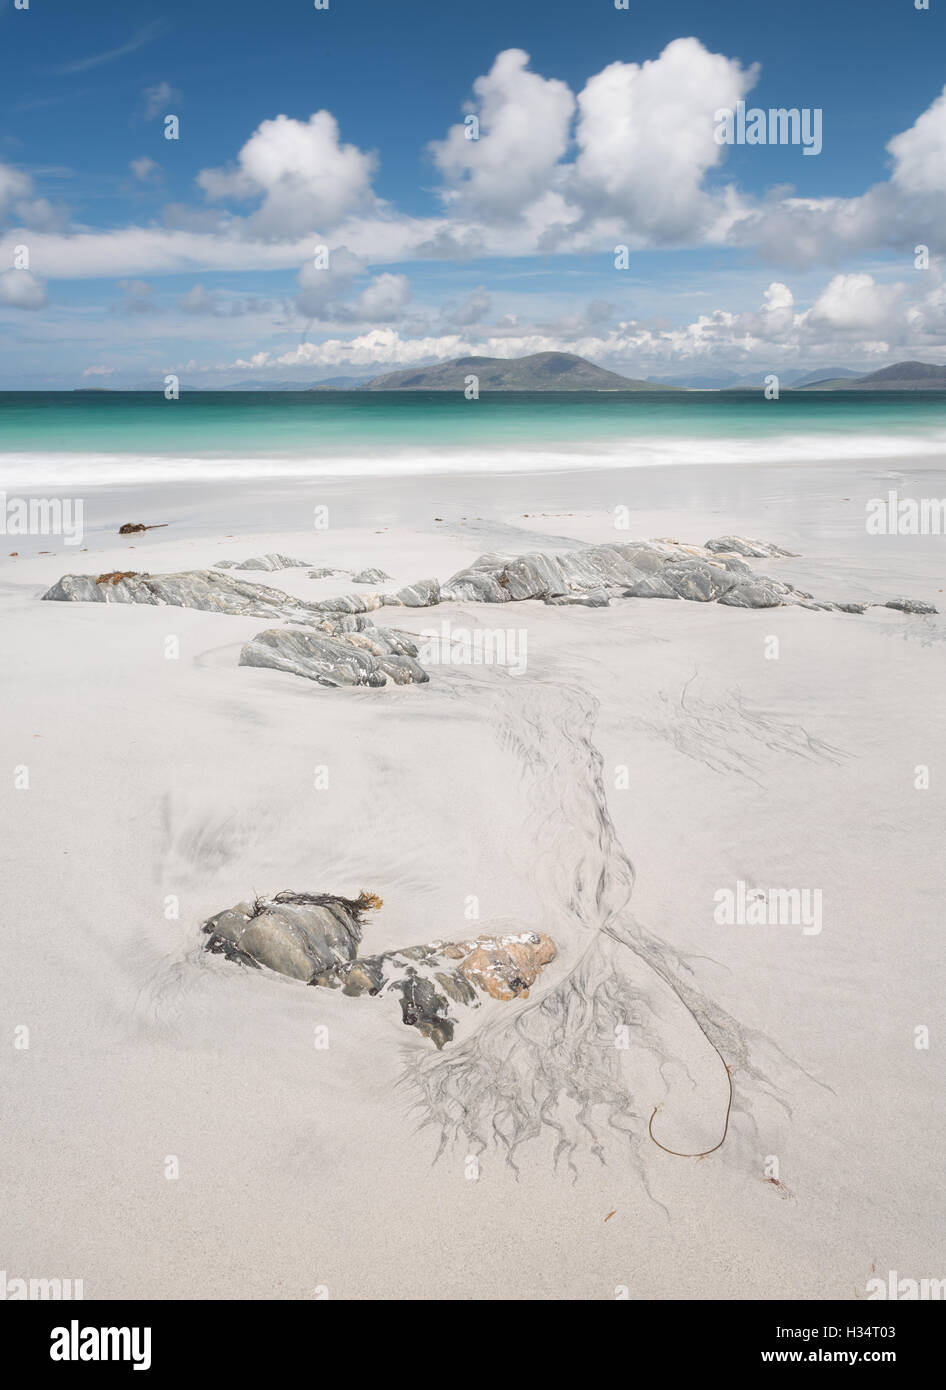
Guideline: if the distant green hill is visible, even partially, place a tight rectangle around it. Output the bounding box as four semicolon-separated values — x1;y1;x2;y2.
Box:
801;360;946;390
361;351;680;391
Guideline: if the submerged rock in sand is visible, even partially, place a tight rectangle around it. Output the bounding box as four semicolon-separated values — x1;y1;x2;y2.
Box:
215;554;312;572
239;623;428;687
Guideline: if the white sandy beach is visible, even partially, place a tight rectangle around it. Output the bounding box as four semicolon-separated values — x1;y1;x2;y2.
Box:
1;455;944;1300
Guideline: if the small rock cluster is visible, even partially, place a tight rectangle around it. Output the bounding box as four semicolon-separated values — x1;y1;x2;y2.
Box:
201;889;556;1048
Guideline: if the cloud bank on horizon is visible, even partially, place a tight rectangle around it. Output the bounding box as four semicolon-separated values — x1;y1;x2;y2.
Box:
1;3;945;387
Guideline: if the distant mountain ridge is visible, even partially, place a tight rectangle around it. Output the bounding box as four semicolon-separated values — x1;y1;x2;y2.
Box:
361;351;678;392
77;356;946;393
800;361;946;390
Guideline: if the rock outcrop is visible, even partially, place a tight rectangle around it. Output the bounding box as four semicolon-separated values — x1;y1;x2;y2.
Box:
42;568;430;686
440;539;936;613
42;539;937;693
239;622;428;687
43;569;318;621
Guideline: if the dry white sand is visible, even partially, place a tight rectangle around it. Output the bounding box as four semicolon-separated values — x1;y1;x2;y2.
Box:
1;456;944;1299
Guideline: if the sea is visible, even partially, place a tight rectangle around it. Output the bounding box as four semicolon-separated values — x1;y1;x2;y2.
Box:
1;389;945;490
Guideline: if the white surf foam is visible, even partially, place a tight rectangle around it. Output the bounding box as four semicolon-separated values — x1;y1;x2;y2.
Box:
2;428;945;488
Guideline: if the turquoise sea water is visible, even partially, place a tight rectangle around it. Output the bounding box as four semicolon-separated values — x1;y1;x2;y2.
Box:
1;390;944;488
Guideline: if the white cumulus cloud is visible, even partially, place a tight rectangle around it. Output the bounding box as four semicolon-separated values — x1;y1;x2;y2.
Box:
198;112;378;238
430;49;575;221
573;38;757;241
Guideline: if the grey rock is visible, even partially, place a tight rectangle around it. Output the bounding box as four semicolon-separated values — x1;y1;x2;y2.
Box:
307;591;384;615
441;541;734;605
718;577;793;608
885;598;938;615
662;559;738;602
320;613;377;634
440;558;514;604
382;577;442;608
42;568;432;688
202;890;371;981
544;590;610;607
239;625;428;687
307;567;345;579
392;971;455;1048
442;539;920;615
204;885;557;1051
216;554;312;572
704;536;798;558
311;928;556;1048
351;567;392;584
44;543;937;702
42;569;321;621
622;573;679;600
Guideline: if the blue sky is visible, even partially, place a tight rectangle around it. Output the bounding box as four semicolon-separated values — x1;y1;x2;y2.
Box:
1;0;944;386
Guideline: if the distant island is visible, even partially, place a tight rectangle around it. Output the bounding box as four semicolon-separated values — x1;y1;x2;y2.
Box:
798;361;946;391
360;351;677;392
63;353;946;393
359;353;946;392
